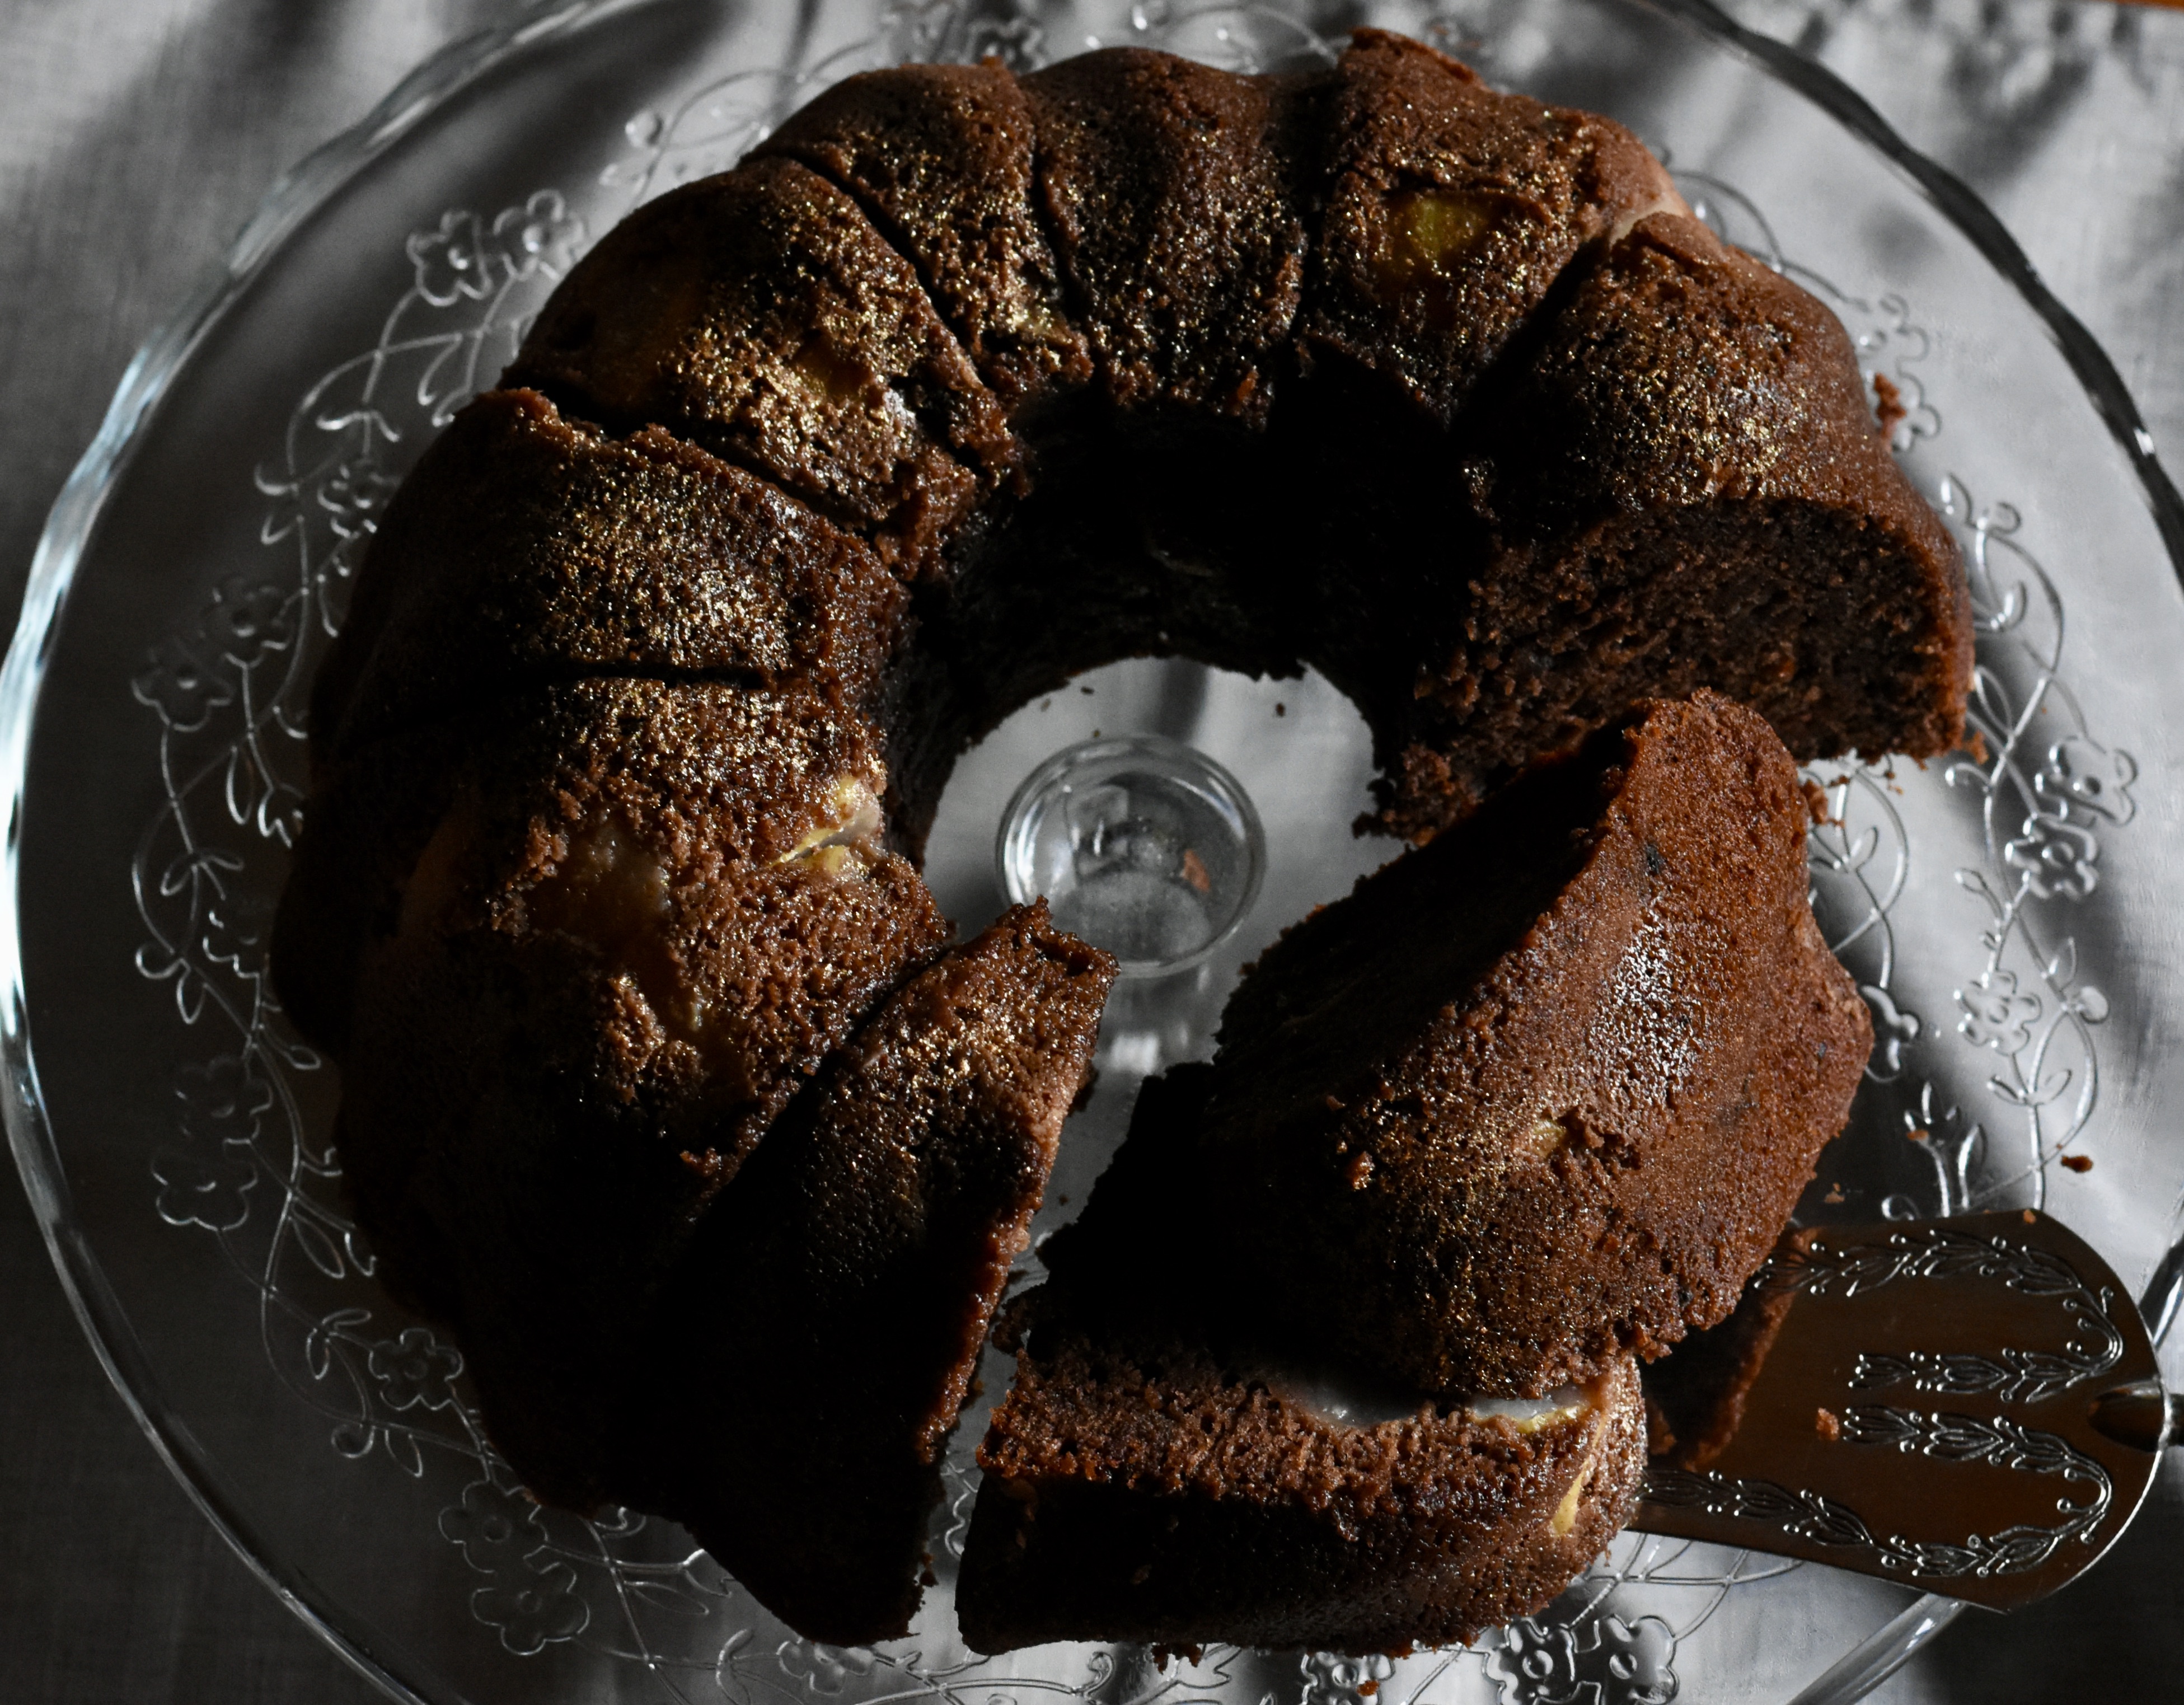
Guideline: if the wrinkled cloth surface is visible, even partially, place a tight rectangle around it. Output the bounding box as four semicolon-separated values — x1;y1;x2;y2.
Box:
0;1;2177;1701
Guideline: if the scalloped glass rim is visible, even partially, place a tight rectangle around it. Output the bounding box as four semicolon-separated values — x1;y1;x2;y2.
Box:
3;3;2178;1704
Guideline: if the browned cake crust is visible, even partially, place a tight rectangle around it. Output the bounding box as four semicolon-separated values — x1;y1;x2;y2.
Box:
310;388;907;756
1042;694;1870;1400
1367;211;1976;836
628;905;1113;1645
275;29;1963;1650
1300;30;1684;423
1019;47;1316;421
757;59;1094;411
959;1330;1644;1654
509;155;1018;576
331;678;949;1505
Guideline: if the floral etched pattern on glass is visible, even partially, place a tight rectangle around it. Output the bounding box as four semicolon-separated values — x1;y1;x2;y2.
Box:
123;2;2144;1701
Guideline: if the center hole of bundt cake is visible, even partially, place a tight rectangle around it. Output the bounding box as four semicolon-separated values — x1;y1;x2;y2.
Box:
996;734;1265;978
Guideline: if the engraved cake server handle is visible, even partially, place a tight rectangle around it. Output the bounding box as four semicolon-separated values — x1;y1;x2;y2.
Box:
1630;1209;2176;1613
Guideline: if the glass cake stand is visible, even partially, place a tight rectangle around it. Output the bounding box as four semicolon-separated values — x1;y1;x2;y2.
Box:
7;2;2182;1703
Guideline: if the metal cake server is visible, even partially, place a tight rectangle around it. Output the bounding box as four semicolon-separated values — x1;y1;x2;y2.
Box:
1629;1209;2177;1610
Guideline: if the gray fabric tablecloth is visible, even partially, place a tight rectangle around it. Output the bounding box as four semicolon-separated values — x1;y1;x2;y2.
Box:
2;1;2178;1699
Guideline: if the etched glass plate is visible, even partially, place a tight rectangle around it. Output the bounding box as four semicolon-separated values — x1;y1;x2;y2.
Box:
7;2;2183;1704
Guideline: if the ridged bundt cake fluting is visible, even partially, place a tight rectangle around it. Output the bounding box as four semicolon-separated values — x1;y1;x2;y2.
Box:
273;30;1967;1651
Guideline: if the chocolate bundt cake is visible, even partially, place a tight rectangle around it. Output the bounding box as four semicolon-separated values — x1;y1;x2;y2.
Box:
272;27;1967;1649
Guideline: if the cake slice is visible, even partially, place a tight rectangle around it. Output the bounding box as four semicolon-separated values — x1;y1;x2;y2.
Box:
1298;28;1686;423
959;1316;1644;1654
1365;210;1972;837
320;678;949;1506
508;156;1016;576
628;904;1114;1644
274;673;931;1048
311;387;906;758
1048;692;1869;1402
756;59;1094;411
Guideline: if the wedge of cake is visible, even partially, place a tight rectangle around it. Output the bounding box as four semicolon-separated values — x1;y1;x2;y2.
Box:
960;1315;1644;1654
1046;691;1872;1402
631;905;1114;1643
956;692;1867;1649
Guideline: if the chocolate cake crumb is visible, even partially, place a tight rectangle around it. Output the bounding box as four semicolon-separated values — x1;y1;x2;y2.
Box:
1872;371;1907;435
